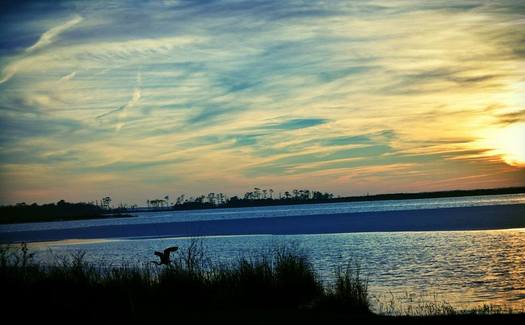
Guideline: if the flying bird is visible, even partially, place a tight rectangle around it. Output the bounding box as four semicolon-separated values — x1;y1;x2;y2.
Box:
152;246;178;265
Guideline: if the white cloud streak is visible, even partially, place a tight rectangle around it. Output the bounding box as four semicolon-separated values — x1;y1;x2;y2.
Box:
58;71;76;82
26;15;84;53
0;16;83;85
96;72;142;132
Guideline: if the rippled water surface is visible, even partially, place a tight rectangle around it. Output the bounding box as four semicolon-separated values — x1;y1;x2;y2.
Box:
31;228;525;312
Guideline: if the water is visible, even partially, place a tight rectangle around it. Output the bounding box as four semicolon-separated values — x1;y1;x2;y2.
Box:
29;229;525;313
2;193;525;232
4;193;525;313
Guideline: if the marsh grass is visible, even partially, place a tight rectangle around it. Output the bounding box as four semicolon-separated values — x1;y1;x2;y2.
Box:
317;261;370;313
0;242;372;322
373;290;523;317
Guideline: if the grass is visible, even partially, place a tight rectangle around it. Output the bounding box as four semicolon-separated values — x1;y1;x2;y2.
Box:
374;291;523;318
1;243;523;323
0;242;372;323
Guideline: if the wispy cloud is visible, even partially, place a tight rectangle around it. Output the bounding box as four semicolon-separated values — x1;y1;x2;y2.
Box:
96;72;142;132
26;15;83;53
58;71;76;82
0;0;524;204
0;15;83;85
0;63;18;85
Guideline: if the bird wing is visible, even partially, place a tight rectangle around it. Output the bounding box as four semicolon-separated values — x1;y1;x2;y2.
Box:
154;251;163;257
164;246;178;254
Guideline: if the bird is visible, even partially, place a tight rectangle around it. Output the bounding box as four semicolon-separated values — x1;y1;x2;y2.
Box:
151;246;178;265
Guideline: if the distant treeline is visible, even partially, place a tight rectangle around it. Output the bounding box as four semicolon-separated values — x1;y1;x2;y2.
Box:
339;187;525;202
0;200;129;224
2;186;524;223
155;186;525;211
166;188;335;210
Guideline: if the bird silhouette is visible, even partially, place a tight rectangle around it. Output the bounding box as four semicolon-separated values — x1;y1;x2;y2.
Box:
152;246;178;265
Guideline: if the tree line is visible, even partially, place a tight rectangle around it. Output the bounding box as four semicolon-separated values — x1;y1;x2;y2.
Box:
2;186;524;223
159;188;336;210
143;186;525;211
0;200;105;224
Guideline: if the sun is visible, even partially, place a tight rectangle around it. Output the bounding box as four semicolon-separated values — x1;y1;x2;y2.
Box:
483;122;525;167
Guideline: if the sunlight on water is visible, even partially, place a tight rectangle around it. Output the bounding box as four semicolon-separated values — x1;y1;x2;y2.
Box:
30;228;525;313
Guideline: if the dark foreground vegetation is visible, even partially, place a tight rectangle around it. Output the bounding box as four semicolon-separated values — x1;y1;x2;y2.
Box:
1;243;523;324
1;243;370;323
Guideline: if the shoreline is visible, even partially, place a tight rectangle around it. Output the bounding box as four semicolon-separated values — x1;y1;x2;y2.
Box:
119;187;525;212
2;204;524;243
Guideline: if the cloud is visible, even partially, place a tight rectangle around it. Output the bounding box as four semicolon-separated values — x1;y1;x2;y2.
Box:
26;15;83;53
0;64;18;84
495;110;525;125
261;118;328;131
0;15;83;85
58;71;76;82
96;86;141;120
0;34;201;86
73;158;186;174
1;0;525;204
96;73;142;132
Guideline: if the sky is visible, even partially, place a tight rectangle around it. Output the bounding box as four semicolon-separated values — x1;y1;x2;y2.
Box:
0;0;524;205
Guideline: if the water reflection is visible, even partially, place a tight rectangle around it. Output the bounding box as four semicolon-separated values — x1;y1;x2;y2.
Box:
30;229;525;312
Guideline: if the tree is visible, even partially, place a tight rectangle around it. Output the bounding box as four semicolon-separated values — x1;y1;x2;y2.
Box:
254;188;261;199
207;193;216;205
175;195;185;205
101;197;112;210
217;193;226;205
244;192;254;200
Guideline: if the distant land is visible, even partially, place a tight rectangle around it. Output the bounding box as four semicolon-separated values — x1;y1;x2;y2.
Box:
0;200;131;224
137;186;525;211
0;186;524;224
324;186;525;203
3;204;525;244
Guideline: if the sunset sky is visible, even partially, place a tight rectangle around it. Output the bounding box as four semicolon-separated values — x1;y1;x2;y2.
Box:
0;0;524;205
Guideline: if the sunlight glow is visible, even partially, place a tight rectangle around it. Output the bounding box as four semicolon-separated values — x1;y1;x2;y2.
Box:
484;123;525;167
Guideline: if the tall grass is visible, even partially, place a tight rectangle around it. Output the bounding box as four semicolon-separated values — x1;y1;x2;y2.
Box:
318;261;370;313
373;291;523;317
0;242;371;322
